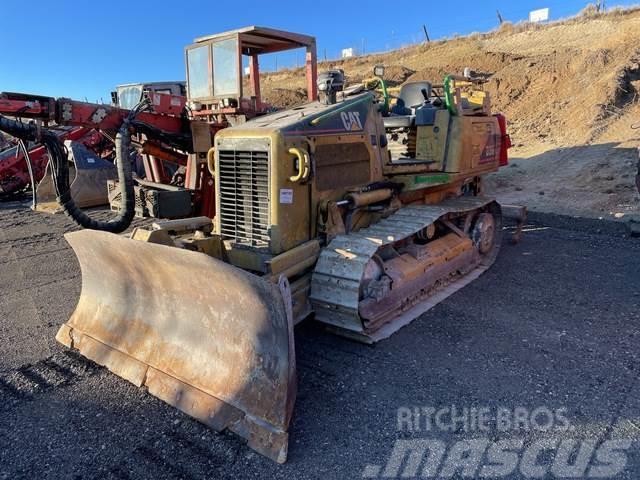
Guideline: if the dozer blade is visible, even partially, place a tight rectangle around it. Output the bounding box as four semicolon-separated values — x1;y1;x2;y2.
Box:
56;230;296;463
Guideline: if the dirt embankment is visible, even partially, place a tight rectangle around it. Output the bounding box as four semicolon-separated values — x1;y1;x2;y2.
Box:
262;7;640;219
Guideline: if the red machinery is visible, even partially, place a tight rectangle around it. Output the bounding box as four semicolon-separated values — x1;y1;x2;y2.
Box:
0;126;106;195
0;83;191;201
0;87;209;211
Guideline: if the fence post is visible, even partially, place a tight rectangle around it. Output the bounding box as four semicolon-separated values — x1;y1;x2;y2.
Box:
422;25;430;43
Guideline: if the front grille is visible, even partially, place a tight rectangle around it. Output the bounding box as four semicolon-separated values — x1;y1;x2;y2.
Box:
218;149;270;247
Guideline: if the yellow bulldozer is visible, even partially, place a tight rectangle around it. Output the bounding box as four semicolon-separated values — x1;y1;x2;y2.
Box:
1;27;524;463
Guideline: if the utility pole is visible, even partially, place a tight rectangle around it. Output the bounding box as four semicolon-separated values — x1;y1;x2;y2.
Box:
497;10;504;24
361;38;365;55
422;24;430;43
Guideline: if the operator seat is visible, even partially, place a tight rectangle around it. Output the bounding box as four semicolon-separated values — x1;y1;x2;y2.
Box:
384;81;433;128
393;81;433;114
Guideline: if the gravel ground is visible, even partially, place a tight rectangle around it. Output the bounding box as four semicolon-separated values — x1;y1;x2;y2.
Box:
1;197;639;479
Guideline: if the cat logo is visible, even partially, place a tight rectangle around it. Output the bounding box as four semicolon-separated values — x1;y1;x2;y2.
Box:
340;111;364;131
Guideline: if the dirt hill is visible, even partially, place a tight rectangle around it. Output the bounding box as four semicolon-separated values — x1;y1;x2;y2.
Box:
262;7;640;219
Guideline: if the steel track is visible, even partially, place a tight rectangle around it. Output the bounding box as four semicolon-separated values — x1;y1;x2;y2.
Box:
310;196;503;342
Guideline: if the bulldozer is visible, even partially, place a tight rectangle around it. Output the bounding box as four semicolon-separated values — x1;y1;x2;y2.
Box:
1;27;523;463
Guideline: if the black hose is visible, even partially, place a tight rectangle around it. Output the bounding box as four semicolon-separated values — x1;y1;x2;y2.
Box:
52;120;135;232
0;115;135;233
0;116;36;140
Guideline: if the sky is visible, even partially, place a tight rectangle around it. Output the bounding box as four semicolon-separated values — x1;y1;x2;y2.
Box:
0;0;637;101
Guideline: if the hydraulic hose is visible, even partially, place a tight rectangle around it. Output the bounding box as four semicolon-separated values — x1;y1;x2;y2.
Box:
54;120;135;232
0;115;135;233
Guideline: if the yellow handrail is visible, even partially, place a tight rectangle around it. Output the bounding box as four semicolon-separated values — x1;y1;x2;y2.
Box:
288;147;310;183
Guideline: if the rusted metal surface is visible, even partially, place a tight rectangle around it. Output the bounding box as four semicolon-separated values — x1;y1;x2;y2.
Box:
267;240;320;279
0;93;55;119
345;188;393;208
359;248;477;327
57;230;296;463
141;141;188;168
310;197;503;342
0;93;185;133
57;98;185;133
501;204;528;244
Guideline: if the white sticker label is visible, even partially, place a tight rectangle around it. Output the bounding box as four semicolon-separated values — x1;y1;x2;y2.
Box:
87;158;96;163
279;189;293;204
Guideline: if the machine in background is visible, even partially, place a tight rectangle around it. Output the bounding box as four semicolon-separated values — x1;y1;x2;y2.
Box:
0;82;186;208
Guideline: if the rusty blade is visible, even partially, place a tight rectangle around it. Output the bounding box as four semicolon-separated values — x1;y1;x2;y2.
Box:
57;230;296;463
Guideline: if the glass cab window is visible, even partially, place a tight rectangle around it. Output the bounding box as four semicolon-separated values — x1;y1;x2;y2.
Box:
212;38;239;97
187;45;211;99
117;85;143;110
186;37;240;101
